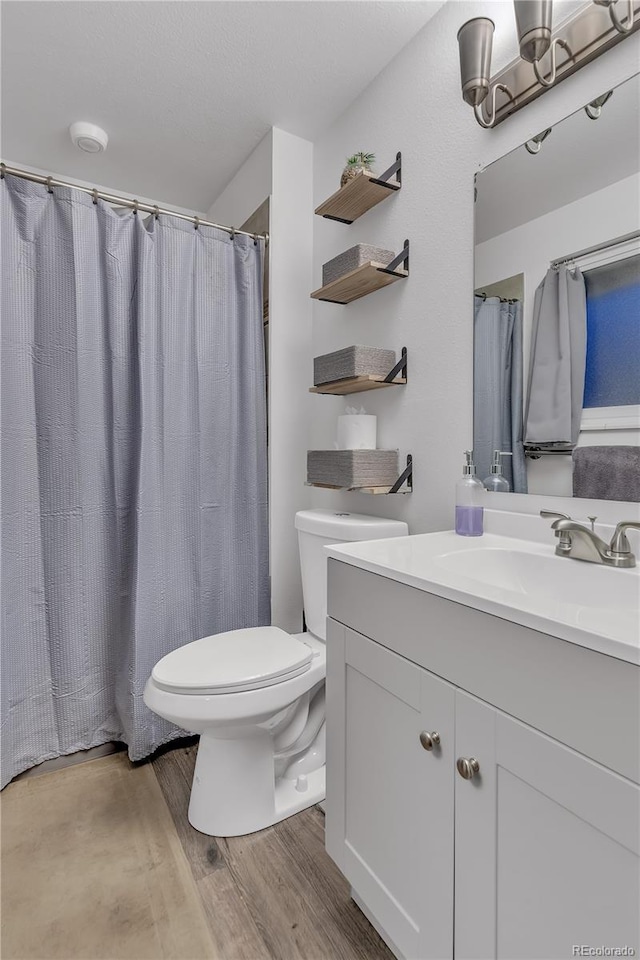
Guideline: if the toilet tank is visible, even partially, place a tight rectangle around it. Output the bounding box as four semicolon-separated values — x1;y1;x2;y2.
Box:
294;509;408;641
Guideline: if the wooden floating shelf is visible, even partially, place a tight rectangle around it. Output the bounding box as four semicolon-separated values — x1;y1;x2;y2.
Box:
315;171;400;224
306;482;410;495
306;454;412;495
309;374;406;396
311;261;408;305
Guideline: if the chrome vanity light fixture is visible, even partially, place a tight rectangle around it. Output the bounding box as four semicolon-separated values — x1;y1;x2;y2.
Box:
584;89;614;118
593;0;635;33
525;127;552;154
514;0;573;87
457;17;513;128
458;0;638;128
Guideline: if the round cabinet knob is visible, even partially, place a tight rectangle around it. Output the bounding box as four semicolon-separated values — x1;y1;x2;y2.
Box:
457;756;480;780
419;731;441;751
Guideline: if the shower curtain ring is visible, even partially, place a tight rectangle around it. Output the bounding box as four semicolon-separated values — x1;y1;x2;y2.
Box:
46;176;54;194
253;233;258;246
230;228;235;241
0;163;5;180
92;189;99;205
133;199;139;215
153;205;159;220
194;217;200;231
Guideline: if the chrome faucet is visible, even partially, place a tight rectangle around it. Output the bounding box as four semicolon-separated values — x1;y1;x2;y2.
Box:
540;511;640;568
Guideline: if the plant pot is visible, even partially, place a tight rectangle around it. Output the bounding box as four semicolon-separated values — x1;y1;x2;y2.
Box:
340;163;370;187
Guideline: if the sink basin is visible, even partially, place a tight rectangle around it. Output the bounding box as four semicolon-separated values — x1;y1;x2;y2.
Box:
435;546;633;608
326;530;640;664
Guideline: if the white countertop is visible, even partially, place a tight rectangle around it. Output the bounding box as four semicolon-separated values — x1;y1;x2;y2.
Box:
326;523;640;666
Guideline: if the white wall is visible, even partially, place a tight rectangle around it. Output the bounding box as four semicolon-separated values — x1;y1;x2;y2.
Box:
208;129;313;633
310;0;640;530
476;173;640;496
268;129;313;631
207;131;273;230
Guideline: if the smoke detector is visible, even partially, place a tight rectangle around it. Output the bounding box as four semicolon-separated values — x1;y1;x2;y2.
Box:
69;121;108;154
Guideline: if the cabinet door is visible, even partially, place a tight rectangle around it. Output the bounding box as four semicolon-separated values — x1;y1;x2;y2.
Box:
455;690;640;960
326;620;455;960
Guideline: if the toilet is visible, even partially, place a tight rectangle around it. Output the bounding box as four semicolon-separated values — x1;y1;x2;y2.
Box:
143;509;408;837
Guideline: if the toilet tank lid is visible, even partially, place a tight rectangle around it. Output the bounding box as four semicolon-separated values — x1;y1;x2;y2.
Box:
295;509;408;541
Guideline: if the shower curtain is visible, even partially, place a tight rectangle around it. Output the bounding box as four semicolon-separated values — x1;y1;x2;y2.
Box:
473;296;527;493
1;175;269;787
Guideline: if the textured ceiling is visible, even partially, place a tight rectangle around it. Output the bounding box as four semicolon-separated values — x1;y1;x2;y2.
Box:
1;0;443;212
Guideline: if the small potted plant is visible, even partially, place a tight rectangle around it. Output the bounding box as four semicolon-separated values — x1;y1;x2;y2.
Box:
340;152;375;187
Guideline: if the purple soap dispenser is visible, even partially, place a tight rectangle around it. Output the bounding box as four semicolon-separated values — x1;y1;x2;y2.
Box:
455;450;484;537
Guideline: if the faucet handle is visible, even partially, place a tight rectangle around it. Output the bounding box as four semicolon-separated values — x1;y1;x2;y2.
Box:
540;510;572;523
610;521;640;555
541;511;574;552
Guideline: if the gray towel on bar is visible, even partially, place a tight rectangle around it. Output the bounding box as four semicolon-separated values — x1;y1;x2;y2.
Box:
573;446;640;502
524;266;587;447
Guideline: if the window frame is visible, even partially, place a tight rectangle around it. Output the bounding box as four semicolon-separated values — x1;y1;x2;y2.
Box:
573;236;640;431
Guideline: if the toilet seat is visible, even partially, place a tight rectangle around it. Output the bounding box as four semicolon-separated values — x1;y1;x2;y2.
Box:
151;626;313;696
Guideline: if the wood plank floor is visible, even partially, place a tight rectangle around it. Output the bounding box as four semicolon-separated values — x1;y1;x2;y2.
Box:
152;744;395;960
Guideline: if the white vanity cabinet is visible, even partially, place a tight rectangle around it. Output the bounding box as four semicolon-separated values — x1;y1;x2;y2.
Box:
326;621;455;960
325;559;640;960
455;691;640;960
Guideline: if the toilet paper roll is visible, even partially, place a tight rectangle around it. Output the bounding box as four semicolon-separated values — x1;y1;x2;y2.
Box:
337;415;377;450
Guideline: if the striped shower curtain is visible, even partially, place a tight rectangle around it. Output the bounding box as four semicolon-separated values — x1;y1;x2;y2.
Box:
473;296;527;493
1;174;270;786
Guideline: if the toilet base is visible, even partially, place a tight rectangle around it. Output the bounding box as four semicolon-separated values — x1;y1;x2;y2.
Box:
274;765;326;827
187;727;325;837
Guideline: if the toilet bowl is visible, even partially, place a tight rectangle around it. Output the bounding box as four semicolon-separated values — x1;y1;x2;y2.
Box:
144;509;408;837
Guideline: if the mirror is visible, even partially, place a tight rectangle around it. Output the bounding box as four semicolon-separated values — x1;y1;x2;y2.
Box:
474;73;640;501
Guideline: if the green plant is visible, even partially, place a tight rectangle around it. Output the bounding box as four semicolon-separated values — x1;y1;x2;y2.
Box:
346;152;375;168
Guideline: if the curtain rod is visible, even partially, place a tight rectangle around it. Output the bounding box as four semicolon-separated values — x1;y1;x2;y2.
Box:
0;162;269;243
551;230;639;267
475;292;519;303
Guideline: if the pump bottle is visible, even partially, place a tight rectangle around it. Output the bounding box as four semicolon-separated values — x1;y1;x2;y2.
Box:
455;450;484;536
483;450;513;493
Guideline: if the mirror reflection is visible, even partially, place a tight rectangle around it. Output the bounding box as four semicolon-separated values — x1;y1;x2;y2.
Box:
474;74;640;501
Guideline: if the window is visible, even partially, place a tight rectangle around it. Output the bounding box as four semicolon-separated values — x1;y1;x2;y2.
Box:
568;237;640;431
583;253;640;408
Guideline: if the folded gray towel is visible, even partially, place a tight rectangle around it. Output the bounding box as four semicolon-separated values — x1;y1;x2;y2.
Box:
573;446;640;501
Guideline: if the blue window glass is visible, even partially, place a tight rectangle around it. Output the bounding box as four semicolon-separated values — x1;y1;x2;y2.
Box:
583;254;640;408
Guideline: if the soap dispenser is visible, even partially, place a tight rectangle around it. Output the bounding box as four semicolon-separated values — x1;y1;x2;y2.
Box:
455;450;484;537
483;450;513;493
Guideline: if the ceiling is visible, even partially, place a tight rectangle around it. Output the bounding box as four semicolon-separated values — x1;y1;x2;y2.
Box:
1;1;443;212
476;72;640;244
